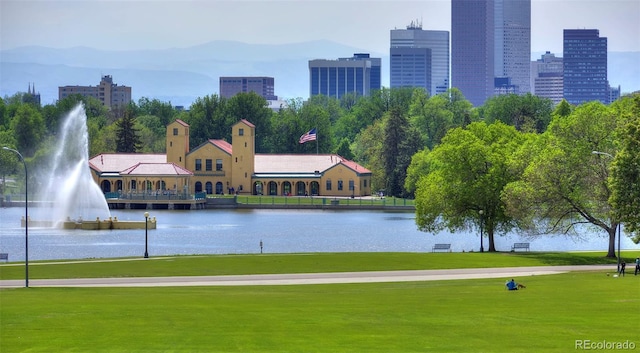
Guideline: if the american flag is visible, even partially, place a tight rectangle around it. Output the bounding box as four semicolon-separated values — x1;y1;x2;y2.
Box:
299;128;317;144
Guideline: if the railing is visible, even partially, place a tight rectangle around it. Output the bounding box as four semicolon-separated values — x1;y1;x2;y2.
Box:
103;191;203;201
227;195;415;208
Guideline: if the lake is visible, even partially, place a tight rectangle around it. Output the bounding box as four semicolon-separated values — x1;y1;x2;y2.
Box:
0;207;636;261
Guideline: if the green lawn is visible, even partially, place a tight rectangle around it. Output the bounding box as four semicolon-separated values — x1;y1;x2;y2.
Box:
1;252;638;352
1;272;638;352
0;251;624;280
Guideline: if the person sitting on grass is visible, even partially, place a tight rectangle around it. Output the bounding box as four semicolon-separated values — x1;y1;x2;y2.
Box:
506;279;526;290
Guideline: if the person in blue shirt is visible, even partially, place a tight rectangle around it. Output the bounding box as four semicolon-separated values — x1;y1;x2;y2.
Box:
635;257;639;276
506;279;525;290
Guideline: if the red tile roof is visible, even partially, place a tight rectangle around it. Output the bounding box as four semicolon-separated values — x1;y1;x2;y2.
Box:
238;119;255;128
255;154;370;174
174;119;189;127
89;154;166;173
120;163;193;176
209;139;233;155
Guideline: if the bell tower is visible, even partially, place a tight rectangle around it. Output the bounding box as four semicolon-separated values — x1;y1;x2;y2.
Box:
166;119;190;168
231;119;255;194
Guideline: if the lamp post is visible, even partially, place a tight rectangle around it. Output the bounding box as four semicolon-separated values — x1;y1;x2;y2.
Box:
144;211;149;258
3;147;28;287
479;209;484;253
592;150;621;272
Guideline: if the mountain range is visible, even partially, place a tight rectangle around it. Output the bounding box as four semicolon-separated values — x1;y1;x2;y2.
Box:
1;40;638;107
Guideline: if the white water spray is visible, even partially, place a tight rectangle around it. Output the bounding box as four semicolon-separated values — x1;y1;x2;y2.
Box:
43;104;111;225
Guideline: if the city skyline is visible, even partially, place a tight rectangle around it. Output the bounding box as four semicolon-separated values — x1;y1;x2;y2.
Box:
1;0;639;55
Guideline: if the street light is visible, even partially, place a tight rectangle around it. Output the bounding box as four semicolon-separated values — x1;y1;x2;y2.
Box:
479;209;484;253
144;211;149;258
592;150;621;272
3;147;28;287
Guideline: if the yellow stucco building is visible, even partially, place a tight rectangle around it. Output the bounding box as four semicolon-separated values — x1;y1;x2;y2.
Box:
90;119;372;198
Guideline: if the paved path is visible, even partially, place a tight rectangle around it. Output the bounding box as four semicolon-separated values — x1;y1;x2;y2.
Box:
0;265;613;288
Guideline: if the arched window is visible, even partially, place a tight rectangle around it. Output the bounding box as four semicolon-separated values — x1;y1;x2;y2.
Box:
195;181;203;193
216;182;223;194
115;180;123;192
101;180;111;193
130;180;137;190
254;181;263;195
268;181;278;195
296;181;306;196
205;182;213;194
282;181;291;196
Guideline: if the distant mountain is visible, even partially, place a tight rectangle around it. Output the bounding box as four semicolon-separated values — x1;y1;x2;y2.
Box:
1;41;637;107
0;40;384;107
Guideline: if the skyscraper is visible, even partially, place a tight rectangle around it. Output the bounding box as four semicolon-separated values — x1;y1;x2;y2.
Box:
451;0;495;106
494;0;531;94
531;51;564;105
390;22;449;95
309;53;381;99
563;29;608;105
219;77;277;100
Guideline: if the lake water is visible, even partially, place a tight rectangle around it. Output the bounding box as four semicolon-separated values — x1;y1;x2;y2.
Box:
0;207;637;261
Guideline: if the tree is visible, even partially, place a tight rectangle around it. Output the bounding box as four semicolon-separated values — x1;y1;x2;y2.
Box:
10;104;45;157
382;107;422;198
609;94;640;243
115;105;141;153
185;94;230;149
502;101;621;257
409;91;454;150
414;122;526;252
334;138;354;160
353;119;386;192
481;93;553;133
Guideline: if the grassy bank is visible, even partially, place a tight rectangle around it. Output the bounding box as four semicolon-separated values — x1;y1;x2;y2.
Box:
0;251;625;280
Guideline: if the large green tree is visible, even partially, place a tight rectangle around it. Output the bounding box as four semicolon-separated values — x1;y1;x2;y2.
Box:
414;122;527;252
503;101;621;257
382;107;422;198
609;94;640;243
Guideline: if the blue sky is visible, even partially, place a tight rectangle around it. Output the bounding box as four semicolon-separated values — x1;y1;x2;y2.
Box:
1;0;639;55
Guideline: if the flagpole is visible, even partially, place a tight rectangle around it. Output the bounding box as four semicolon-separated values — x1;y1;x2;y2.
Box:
316;127;318;154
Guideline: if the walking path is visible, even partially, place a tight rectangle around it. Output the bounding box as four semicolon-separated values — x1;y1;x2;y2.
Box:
0;265;613;288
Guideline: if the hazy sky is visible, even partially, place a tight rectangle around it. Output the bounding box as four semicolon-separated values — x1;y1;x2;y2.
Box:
1;0;639;55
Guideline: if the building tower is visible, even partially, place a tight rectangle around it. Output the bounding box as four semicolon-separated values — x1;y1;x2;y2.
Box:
452;0;495;106
563;29;608;105
390;21;449;95
166;119;190;168
309;53;381;99
494;0;531;94
531;51;564;104
231;119;255;195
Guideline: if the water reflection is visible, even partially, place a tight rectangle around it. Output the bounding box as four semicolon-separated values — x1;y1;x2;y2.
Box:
0;207;636;261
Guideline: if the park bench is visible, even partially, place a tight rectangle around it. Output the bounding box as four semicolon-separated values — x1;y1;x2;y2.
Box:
0;253;8;262
432;244;451;252
511;243;530;252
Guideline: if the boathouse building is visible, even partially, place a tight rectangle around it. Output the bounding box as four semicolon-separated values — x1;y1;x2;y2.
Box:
89;119;372;199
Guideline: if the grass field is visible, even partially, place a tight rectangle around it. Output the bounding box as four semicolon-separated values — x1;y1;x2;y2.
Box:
1;252;639;352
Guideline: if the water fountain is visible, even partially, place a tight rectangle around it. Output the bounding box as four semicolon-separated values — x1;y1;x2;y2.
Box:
24;103;155;230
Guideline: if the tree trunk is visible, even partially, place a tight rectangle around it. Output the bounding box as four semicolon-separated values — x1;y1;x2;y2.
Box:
488;228;497;252
606;226;616;258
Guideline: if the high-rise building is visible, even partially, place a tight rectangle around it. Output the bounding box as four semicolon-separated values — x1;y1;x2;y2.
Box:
309;53;381;99
390;22;449;95
563;29;608;105
219;77;277;100
494;0;531;94
58;75;131;109
532;51;564;104
452;0;495;106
